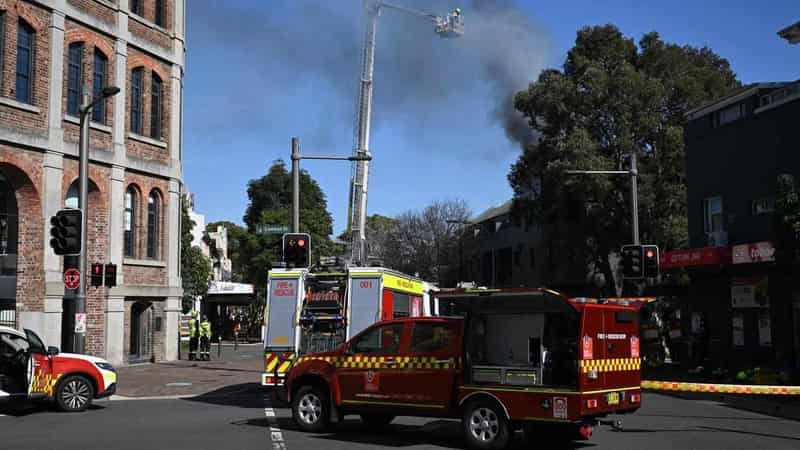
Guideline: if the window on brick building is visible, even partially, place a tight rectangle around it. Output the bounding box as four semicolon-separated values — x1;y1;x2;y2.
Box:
150;73;163;140
16;20;34;104
125;187;138;258
131;0;144;17
92;50;108;124
155;0;165;27
147;191;160;259
67;43;83;116
130;68;144;134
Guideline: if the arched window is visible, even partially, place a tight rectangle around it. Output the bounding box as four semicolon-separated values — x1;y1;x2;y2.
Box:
146;191;160;259
16;20;34;104
150;73;163;139
130;67;144;134
67;42;83;116
124;187;138;257
92;50;108;123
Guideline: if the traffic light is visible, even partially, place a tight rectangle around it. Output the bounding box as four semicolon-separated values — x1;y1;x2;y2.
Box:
621;244;643;279
49;209;82;255
283;233;311;268
91;263;104;287
643;245;660;278
104;263;117;287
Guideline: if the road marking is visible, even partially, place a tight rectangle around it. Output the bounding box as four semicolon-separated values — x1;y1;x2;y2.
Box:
265;394;287;450
107;394;194;401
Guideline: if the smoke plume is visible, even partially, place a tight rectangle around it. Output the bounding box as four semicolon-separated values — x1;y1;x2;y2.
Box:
188;0;549;150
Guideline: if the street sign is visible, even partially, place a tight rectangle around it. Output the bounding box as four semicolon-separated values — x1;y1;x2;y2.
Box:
257;224;289;235
74;313;86;333
64;268;81;289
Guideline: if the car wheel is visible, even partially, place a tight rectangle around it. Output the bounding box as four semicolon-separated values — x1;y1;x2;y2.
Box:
361;414;395;429
55;375;94;412
292;385;330;432
462;400;510;450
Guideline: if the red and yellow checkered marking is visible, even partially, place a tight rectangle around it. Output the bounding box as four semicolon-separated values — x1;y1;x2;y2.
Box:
30;372;62;396
641;380;800;395
580;358;641;373
265;352;296;374
295;355;454;370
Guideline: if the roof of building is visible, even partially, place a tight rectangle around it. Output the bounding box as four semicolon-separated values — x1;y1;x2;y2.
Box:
685;82;793;120
471;200;512;223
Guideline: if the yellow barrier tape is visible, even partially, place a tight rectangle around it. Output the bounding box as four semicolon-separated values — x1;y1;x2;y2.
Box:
641;380;800;395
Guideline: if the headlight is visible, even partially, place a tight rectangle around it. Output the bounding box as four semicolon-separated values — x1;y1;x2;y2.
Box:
96;362;116;372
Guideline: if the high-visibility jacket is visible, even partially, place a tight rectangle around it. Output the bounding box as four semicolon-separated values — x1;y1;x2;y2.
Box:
199;321;212;338
189;318;199;338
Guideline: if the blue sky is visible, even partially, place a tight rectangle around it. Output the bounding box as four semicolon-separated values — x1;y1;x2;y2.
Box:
184;0;800;235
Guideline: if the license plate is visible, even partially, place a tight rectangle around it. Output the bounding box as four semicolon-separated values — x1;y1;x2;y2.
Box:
607;392;620;405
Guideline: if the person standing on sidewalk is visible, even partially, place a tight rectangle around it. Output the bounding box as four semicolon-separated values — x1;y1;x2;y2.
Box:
199;315;212;361
188;311;200;361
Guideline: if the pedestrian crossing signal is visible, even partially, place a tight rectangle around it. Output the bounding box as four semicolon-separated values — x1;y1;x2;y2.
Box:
91;263;103;287
105;263;117;287
282;233;311;268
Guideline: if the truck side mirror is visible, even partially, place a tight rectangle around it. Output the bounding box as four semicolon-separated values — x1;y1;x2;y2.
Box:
47;346;60;356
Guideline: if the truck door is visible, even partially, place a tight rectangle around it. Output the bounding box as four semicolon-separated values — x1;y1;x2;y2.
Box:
337;322;406;407
400;320;461;408
264;276;301;382
579;306;606;390
348;276;381;340
600;307;640;391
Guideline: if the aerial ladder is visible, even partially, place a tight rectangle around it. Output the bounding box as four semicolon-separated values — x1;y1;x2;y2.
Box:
346;1;464;265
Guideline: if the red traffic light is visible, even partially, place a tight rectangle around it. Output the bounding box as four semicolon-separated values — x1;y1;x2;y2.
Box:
298;239;305;247
646;250;654;258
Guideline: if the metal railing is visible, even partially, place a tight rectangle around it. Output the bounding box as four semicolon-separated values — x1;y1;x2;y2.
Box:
0;308;16;328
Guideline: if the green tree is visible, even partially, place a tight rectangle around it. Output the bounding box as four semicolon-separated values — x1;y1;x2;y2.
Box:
774;174;800;266
181;195;212;312
509;25;740;294
241;160;339;288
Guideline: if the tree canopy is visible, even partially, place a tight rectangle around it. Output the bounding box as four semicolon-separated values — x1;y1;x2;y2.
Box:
181;195;211;312
508;25;741;293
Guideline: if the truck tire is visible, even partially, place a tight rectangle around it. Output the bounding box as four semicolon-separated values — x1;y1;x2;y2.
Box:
462;400;510;450
292;385;330;433
55;375;94;412
360;414;395;429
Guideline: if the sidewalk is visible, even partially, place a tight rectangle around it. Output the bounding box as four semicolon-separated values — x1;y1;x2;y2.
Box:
110;344;264;399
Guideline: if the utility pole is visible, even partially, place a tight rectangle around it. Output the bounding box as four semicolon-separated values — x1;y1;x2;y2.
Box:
291;137;300;233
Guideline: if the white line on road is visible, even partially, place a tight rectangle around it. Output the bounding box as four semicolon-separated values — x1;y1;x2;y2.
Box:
265;394;287;450
106;394;195;401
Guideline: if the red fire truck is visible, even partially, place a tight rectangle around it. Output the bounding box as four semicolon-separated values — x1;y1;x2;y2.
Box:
285;288;643;449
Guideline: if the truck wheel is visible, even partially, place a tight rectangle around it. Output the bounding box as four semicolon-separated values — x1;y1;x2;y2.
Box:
462;400;510;449
292;385;330;432
55;375;94;412
361;414;395;429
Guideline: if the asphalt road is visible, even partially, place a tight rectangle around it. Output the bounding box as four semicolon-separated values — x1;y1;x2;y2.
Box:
1;386;799;450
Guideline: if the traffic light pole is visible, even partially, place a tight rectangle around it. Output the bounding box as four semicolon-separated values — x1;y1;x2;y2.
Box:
75;88;91;354
566;151;640;245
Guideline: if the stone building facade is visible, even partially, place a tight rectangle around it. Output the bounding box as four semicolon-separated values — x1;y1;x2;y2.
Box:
0;0;185;365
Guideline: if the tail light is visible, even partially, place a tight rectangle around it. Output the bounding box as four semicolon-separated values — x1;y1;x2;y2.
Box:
630;394;640;403
586;399;598;408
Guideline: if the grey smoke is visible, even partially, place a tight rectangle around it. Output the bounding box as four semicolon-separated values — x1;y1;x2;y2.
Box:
188;0;548;149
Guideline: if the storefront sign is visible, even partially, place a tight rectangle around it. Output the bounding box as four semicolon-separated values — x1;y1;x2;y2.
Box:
660;247;730;269
731;278;769;308
732;241;775;264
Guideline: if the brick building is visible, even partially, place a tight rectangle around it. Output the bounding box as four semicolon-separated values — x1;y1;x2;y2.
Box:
0;0;185;365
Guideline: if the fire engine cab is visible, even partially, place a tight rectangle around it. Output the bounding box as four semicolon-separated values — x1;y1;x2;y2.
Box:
285;288;643;449
0;326;117;412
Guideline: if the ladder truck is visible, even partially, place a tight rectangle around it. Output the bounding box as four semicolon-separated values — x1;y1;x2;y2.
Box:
346;1;464;265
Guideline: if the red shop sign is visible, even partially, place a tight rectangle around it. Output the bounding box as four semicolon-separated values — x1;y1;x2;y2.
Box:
660;247;731;269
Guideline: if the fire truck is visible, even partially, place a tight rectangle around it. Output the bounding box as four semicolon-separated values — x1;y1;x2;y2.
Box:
284;288;644;449
262;266;435;387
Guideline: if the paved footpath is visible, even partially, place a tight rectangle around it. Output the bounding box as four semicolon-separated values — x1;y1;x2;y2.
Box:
112;342;264;399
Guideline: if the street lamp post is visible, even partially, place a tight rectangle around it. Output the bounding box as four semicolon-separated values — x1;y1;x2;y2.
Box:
446;219;471;284
74;84;120;354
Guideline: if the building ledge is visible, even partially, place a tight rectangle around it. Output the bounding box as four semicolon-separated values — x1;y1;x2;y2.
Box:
127;132;168;148
0;97;41;114
64;114;113;133
123;258;167;267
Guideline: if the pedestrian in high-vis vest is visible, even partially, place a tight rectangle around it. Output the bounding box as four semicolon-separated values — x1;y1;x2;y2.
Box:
188;311;199;361
199;316;212;361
